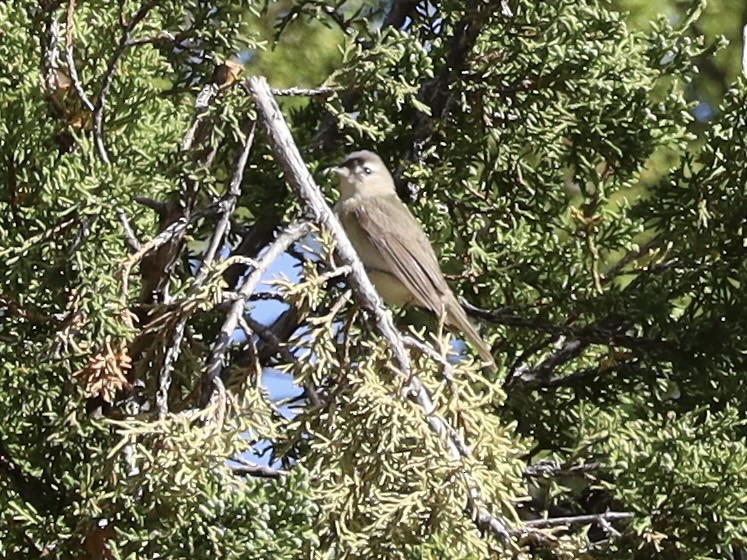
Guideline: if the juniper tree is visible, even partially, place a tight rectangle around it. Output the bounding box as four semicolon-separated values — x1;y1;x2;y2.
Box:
1;1;746;559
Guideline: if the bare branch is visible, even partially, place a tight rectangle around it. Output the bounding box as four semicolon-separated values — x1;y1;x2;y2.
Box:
242;315;297;366
403;335;457;384
119;216;190;303
117;208;140;252
317;265;352;285
247;76;512;541
246;77;411;376
93;0;160;163
147;119;259;413
506;338;589;389
229;458;289;479
245;291;285;302
254;307;301;365
63;0;95;112
198;120;256;274
119;198;224;305
545;361;654;389
181;83;220;151
523;459;601;478
155;321;185;418
523;511;632;530
1;294;67;325
200;220;312;407
463;302;677;355
602;234;665;284
224;218;280;289
41;7;64;94
271;86;338;97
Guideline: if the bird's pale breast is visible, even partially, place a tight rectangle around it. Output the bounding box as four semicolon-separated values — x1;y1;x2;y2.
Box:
336;196;414;306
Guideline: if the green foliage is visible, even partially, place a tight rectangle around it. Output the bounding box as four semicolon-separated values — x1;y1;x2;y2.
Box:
275;260;528;557
2;0;747;558
597;407;747;558
615;0;745;109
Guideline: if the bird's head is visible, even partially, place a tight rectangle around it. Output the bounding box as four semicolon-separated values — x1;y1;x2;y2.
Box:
330;150;395;199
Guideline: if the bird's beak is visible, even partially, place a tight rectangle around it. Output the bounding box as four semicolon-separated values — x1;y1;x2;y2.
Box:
326;165;350;178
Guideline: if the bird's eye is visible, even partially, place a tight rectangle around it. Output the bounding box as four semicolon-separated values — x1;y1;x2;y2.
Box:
362;166;372;175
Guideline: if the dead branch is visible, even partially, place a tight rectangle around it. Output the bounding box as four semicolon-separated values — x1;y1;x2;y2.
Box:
246;75;512;541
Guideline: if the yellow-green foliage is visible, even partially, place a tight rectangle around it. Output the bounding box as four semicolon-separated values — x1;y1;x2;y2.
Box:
2;0;747;559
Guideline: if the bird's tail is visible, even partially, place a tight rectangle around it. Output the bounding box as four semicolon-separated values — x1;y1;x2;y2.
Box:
446;301;497;372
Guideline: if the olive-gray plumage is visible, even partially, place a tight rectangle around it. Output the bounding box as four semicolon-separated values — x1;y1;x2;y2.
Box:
331;150;496;370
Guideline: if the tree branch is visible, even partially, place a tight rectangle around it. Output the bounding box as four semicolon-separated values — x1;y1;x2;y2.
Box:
523;511;632;530
93;0;160;163
154;121;258;417
63;0;95;113
506;338;590;389
271;86;337;97
117;208;141;252
229;460;288;479
462;302;677;355
40;2;65;96
198;120;256;275
200;220;312;407
246;75;512;542
523;459;601;478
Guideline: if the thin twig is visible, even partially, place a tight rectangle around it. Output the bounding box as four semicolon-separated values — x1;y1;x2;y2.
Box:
240;312;324;409
64;0;95;112
0;218;77;259
545;362;653;389
247;76;512;541
462;302;676;355
523;460;601;478
316;265;352;285
93;0;160;163
270;86;338;97
1;294;68;325
403;335;457;383
118;201;222;304
200;221;311;407
523;511;632;530
198;120;256;275
506;338;589;389
182;83;219;151
124;29;206;54
117;208;140;251
155;320;185;418
150;122;258;411
602;234;664;284
245;291;285;303
229;458;289;479
119;216;190;303
42;7;64;94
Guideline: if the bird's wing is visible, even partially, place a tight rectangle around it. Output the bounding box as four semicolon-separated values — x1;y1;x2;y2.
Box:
351;194;496;370
352;195;452;313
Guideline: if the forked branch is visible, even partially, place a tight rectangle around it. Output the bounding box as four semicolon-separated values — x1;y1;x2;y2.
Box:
246;75;513;542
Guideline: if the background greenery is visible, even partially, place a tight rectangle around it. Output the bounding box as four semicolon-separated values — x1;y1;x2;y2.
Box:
1;0;746;558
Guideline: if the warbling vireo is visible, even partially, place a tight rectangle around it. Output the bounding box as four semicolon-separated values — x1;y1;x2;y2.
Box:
331;150;496;371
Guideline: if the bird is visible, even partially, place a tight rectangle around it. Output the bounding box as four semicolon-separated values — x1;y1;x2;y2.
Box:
330;149;496;371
